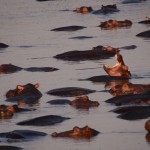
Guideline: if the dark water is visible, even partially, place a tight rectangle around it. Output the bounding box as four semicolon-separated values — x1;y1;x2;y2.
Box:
0;0;150;150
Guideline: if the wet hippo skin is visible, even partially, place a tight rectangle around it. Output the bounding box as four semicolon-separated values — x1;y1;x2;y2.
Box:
0;130;47;142
136;30;150;38
17;115;70;126
54;45;118;61
75;6;93;14
0;146;23;150
51;25;86;31
47;99;70;105
0;64;58;74
5;83;42;104
105;90;150;105
46;87;96;97
110;106;150;120
99;19;132;29
70;95;100;109
51;125;100;139
109;82;150;96
0;43;9;48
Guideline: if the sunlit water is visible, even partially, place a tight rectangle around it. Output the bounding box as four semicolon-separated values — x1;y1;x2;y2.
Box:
0;0;150;150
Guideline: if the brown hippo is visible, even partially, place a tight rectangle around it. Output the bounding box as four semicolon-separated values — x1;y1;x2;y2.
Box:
51;126;100;139
145;120;150;132
103;52;131;78
101;4;117;10
0;104;34;119
99;19;132;29
110;82;150;96
70;95;99;109
76;6;93;14
54;45;119;61
5;83;42;104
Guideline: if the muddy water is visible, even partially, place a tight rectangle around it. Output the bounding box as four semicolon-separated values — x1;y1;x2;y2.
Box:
0;0;150;150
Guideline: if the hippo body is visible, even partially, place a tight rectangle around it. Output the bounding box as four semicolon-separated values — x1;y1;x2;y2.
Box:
0;43;9;49
111;106;150;120
99;20;132;29
6;83;42;104
70;96;99;109
47;99;70;105
0;64;58;74
85;75;129;83
47;87;96;97
54;45;118;61
0;130;47;142
136;30;150;38
138;20;150;24
109;83;150;96
93;4;119;14
0;146;23;150
51;25;86;32
17;115;70;126
122;0;146;4
105;90;150;105
51;126;100;139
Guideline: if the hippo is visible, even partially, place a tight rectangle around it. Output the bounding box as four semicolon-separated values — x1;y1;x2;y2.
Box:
136;30;150;38
138;17;150;24
51;125;100;139
99;19;132;29
0;104;34;119
54;45;119;61
75;6;93;14
105;90;150;106
103;52;131;78
47;99;70;105
109;82;150;96
145;120;150;132
110;106;150;120
51;25;86;32
122;0;146;4
46;87;96;97
0;64;58;74
69;36;94;40
70;95;99;109
5;83;42;104
0;146;23;150
17;115;70;126
0;43;9;49
0;130;47;142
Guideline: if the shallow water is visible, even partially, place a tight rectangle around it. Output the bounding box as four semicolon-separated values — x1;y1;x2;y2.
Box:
0;0;150;150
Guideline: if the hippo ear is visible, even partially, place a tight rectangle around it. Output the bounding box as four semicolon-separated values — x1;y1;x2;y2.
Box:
34;83;40;89
16;85;24;91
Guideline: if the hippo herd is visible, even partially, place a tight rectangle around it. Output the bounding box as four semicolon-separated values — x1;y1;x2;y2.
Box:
0;1;150;150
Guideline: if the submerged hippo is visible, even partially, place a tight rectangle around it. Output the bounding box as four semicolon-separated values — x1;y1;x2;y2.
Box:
0;104;34;119
46;87;96;97
17;115;70;126
51;125;100;139
138;17;150;24
0;64;58;74
103;52;131;78
5;83;42;104
0;43;9;49
99;19;132;29
70;95;99;109
109;82;150;96
145;120;150;132
75;6;93;14
51;25;86;32
110;106;150;120
122;0;146;4
0;146;23;150
0;130;47;142
136;30;150;38
54;45;119;61
105;90;150;105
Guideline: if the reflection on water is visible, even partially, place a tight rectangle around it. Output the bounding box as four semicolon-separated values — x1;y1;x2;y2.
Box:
0;0;150;150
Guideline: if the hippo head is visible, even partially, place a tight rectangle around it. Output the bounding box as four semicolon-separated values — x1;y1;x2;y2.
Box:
6;83;42;98
51;126;100;138
76;6;93;14
145;120;150;133
70;95;99;109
